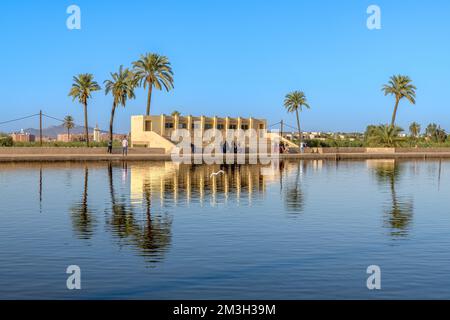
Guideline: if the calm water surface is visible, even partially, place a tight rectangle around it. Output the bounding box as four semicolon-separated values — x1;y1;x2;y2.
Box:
1;159;450;299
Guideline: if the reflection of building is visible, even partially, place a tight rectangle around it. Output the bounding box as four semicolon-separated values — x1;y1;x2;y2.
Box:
366;159;395;170
130;114;268;153
130;162;269;205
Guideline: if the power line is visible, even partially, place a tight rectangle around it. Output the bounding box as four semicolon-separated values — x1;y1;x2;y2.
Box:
42;114;65;123
0;114;39;126
268;121;281;128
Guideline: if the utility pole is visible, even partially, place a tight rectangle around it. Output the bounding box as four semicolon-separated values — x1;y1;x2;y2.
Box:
39;110;43;146
280;120;284;139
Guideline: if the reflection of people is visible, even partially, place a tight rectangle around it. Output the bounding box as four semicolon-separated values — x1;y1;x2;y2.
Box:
122;162;128;182
107;140;113;154
122;137;128;156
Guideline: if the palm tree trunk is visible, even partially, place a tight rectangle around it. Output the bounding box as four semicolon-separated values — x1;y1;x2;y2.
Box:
391;98;400;128
109;103;116;143
84;102;90;147
67;128;70;141
295;109;302;148
146;84;153;116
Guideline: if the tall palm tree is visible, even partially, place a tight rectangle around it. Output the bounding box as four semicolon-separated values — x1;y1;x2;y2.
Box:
63;115;75;141
133;53;174;115
68;74;101;146
104;66;137;143
382;75;417;128
409;122;421;138
284;91;310;148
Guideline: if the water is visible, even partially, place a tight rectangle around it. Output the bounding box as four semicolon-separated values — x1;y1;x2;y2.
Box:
0;159;449;299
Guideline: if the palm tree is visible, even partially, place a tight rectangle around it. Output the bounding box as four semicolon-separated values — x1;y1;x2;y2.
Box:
171;110;181;117
133;53;174;115
409;122;421;138
426;123;438;139
382;75;417;128
63;115;75;141
283;91;310;148
104;66;137;143
436;127;447;143
68;74;101;146
367;124;404;147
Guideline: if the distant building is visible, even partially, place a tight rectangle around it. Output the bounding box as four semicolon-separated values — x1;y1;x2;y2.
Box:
10;132;35;142
93;125;101;142
57;132;123;143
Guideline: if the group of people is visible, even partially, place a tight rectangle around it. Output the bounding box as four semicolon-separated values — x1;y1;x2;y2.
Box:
188;141;244;154
222;141;243;154
107;136;129;156
279;142;289;154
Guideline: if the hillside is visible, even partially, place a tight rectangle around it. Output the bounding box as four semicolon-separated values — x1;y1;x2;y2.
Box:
21;125;108;138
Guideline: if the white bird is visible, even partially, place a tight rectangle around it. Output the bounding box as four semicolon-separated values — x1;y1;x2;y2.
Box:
210;170;225;178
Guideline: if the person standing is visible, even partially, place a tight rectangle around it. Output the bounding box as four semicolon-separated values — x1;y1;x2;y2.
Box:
107;140;113;154
122;137;128;156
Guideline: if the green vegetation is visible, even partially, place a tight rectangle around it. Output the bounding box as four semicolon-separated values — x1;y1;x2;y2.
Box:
304;138;364;148
68;74;101;147
283;91;310;148
104;66;137;143
300;121;449;148
0;133;13;147
132;53;174;116
366;125;405;147
382;75;416;127
409;122;421;138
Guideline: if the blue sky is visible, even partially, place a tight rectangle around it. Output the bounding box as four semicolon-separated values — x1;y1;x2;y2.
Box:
1;0;449;133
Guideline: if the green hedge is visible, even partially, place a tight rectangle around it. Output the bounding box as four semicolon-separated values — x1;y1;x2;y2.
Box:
0;134;13;147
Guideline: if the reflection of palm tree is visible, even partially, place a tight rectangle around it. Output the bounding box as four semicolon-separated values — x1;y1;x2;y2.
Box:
108;163;136;239
284;161;304;214
374;162;414;237
136;183;173;258
106;164;172;262
70;167;95;239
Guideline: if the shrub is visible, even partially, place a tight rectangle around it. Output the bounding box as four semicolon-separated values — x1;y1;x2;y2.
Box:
0;133;13;147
